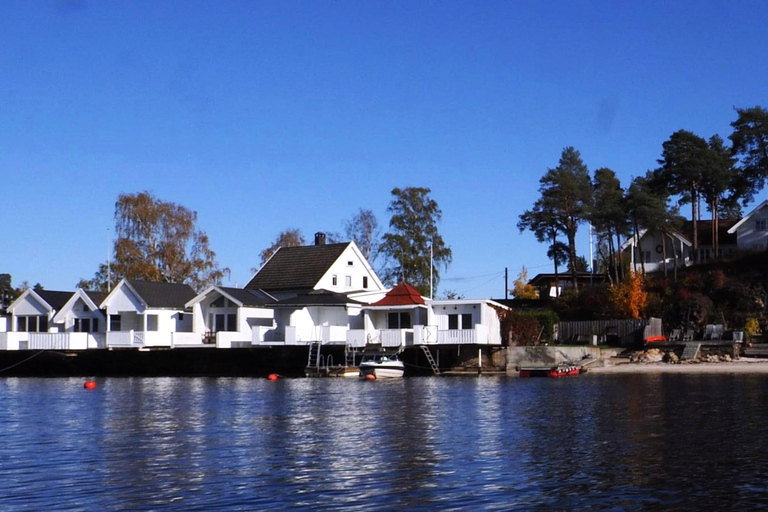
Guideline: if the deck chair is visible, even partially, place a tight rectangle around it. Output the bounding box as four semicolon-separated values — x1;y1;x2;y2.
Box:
682;329;694;342
668;329;681;342
703;324;714;340
712;324;724;340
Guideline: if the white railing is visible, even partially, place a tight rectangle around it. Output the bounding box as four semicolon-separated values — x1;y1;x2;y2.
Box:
436;325;490;344
171;332;200;347
0;332;27;350
24;332;104;350
106;330;143;348
380;329;409;347
415;325;438;344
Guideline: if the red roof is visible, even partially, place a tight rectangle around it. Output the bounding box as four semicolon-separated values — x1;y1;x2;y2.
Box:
372;283;425;306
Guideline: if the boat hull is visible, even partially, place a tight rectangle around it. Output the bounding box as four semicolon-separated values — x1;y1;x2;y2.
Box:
359;362;405;379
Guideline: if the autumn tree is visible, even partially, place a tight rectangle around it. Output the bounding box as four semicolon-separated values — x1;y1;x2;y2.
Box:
511;266;538;299
380;187;452;296
608;272;647;319
729;105;768;204
344;208;381;264
521;147;593;287
257;229;306;268
79;191;229;292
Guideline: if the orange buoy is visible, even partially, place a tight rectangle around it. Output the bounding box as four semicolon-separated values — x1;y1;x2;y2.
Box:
267;373;279;381
365;374;376;380
83;380;97;390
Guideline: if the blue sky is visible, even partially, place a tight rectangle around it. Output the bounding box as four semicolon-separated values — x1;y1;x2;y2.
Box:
2;0;767;298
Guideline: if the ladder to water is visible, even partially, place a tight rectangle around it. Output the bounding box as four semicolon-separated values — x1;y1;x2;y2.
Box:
420;345;440;375
307;341;321;369
345;345;356;367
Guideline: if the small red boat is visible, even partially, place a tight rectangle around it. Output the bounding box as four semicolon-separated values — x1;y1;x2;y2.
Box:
518;365;582;378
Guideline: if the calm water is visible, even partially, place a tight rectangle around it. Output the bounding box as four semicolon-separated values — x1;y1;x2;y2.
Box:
2;374;768;510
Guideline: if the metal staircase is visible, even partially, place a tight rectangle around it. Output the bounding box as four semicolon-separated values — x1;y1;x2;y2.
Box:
420;345;440;375
307;341;321;369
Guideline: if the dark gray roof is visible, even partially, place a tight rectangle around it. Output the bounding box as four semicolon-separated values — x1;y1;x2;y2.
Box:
218;287;274;307
127;280;197;309
85;291;109;306
245;243;350;292
36;290;74;311
268;289;363;307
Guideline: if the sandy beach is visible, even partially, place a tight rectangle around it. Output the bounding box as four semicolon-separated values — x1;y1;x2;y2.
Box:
586;358;768;374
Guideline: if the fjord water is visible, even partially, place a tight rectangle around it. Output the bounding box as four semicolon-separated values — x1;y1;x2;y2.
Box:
2;375;768;511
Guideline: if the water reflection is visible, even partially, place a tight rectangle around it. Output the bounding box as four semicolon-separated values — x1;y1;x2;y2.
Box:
3;375;768;510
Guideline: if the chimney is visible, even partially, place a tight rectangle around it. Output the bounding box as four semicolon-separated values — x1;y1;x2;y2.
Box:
314;232;326;246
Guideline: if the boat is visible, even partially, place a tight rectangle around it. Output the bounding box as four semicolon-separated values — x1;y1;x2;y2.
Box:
358;352;405;379
518;364;582;378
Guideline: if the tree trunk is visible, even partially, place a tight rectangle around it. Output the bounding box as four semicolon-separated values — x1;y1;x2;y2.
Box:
691;186;698;263
567;227;578;289
615;232;624;282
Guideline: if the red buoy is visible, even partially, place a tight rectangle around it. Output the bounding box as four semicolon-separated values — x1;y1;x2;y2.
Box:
365;374;376;380
267;373;279;381
83;380;97;390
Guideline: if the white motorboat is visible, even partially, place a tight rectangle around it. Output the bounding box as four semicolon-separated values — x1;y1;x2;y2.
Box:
358;353;405;379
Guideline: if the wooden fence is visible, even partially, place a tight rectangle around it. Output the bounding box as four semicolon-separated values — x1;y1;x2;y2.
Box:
556;319;647;345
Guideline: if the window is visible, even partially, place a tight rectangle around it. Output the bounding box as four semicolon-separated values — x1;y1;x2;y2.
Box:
178;313;185;321
387;312;411;329
110;315;121;331
147;314;158;331
757;220;767;231
345;275;352;287
362;276;368;288
17;316;47;332
214;313;237;332
74;318;91;333
92;318;99;332
347;261;354;266
332;275;338;286
448;313;474;330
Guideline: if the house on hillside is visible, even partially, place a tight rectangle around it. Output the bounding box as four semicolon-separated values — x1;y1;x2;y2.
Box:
100;279;197;348
622;217;746;273
528;272;609;298
727;200;768;251
620;229;693;273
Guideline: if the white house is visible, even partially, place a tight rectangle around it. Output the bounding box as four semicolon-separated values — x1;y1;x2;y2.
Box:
100;279;197;348
727;200;768;251
1;289;72;349
186;286;276;348
621;229;692;273
235;236;387;347
245;235;385;300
